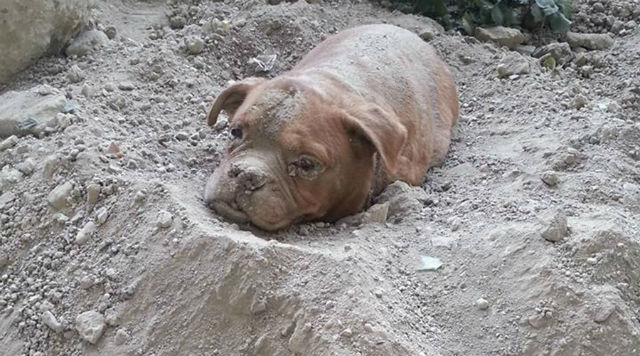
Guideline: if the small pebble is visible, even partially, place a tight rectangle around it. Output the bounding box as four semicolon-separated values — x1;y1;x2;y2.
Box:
156;210;173;228
476;298;490;310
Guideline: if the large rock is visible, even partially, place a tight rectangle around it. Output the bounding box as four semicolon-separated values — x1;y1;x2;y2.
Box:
475;26;526;49
0;85;67;138
0;0;91;84
566;32;614;50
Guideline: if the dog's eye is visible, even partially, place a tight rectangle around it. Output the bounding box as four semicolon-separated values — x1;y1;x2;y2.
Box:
230;126;243;139
297;158;315;171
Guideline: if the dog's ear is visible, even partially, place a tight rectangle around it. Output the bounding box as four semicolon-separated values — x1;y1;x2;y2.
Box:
342;104;407;175
207;77;265;126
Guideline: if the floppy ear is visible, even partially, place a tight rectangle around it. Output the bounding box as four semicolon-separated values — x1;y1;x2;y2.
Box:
207;77;265;126
342;104;407;175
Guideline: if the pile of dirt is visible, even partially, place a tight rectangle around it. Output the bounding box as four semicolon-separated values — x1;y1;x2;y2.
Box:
1;0;639;355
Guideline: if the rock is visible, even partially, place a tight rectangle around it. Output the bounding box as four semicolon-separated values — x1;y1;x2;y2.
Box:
0;191;16;210
0;135;19;151
114;328;130;345
86;183;101;205
594;303;615;323
571;94;588;109
475;298;490;310
541;211;568;242
42;155;60;179
42;310;63;332
541;171;559;187
419;28;435;41
566;32;614;51
340;328;353;338
376;181;428;218
0;85;66;138
0;251;9;268
185;36;204;55
528;314;547;329
156;210;173;228
75;310;106;344
67;64;85;83
540;54;556;70
515;45;536;56
0;0;91;84
417;255;442;272
497;54;530;78
579;65;594;78
48;181;74;210
80;84;95;97
16;158;36;176
104;26;117;40
96;207;109;225
65;29;109;57
361;202;389;224
532;42;573;64
75;221;97;245
475;26;526;49
117;81;135;91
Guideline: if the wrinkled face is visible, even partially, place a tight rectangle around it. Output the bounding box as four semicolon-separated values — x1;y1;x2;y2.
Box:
204;79;378;231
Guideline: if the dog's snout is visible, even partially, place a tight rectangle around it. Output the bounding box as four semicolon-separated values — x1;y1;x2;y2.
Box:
228;162;268;191
238;168;267;191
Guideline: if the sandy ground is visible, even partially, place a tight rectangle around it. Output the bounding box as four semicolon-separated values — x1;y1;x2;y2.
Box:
1;0;640;355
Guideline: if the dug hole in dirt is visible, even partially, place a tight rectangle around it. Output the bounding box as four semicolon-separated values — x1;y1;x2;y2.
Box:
1;0;640;355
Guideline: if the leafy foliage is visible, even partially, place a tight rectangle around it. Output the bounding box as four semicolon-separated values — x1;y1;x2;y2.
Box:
392;0;572;34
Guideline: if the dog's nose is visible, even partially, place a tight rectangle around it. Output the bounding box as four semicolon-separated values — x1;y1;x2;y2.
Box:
230;164;267;191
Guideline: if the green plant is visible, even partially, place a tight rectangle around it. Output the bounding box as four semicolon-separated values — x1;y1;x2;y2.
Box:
393;0;572;34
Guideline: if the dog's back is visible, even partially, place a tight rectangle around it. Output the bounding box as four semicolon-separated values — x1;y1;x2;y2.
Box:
291;24;459;181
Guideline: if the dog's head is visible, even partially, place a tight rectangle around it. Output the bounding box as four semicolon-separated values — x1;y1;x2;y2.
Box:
204;77;407;231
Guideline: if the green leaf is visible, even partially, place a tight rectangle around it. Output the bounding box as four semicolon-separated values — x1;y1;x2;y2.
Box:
462;13;475;34
535;0;559;16
491;5;504;25
531;3;544;23
548;11;571;33
502;6;514;26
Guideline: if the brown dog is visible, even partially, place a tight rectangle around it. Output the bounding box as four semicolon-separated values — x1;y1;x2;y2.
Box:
204;24;459;231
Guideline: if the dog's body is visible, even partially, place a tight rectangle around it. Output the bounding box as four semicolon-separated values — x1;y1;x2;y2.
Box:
204;24;459;231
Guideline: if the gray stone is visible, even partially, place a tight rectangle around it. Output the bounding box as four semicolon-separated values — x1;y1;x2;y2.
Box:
541;171;559;187
361;202;389;225
42;310;63;332
0;85;66;138
476;298;490;310
497;54;530;78
156;210;173;228
65;30;109;57
571;94;588;109
0;135;19;151
87;183;101;205
541;211;568;242
48;181;74;210
566;32;614;51
75;310;106;344
475;26;526;49
185;36;204;55
0;191;16;210
67;64;85;83
0;0;91;84
75;221;96;244
594;303;615;323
